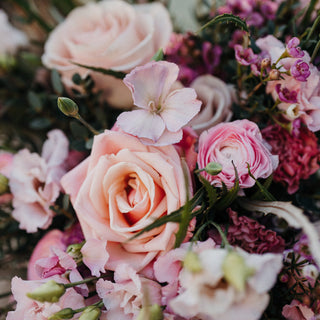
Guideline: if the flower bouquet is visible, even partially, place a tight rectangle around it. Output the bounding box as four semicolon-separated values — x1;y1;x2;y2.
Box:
1;0;320;319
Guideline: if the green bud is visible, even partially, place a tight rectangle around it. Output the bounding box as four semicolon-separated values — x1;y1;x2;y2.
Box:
204;162;223;176
57;97;79;117
49;308;74;320
0;174;9;195
136;304;163;320
222;251;254;292
79;306;101;320
67;242;84;264
183;251;202;273
27;280;66;303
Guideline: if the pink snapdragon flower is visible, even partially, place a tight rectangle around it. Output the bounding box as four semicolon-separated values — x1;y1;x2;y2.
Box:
197;120;278;189
9;130;69;232
96;264;162;320
116;61;201;146
6;276;85;320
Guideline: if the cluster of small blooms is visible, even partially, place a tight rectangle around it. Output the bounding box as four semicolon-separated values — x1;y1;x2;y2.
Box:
165;32;222;86
210;208;286;254
262;124;320;194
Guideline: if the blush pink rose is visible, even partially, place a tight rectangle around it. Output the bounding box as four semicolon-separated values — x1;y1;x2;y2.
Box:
0;151;13;204
197;120;279;188
61;130;190;273
9;129;69;232
42;0;172;108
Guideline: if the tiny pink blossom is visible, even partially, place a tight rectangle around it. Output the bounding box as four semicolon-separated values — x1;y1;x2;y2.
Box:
275;84;298;103
116;61;201;146
287;37;304;58
291;59;311;81
234;45;258;66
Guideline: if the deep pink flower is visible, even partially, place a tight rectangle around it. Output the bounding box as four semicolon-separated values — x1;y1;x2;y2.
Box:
291;59;311;82
210;209;285;254
275;84;298;103
262;125;320;194
116;61;201;146
234;45;258;66
287;37;305;58
197;120;278;189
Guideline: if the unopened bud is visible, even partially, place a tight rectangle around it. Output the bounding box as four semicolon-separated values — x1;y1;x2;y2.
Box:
49;308;74;320
269;69;280;80
67;242;84;264
222;251;254;291
136;304;163;320
261;58;271;69
205;162;223;176
27;280;66;303
183;251;202;273
0;174;9;195
57;97;79;117
79;306;101;320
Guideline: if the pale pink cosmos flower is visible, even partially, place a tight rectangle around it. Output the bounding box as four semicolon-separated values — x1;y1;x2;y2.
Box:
96;264;162;320
9;129;69;232
6;276;85;320
169;248;283;320
116;61;202;146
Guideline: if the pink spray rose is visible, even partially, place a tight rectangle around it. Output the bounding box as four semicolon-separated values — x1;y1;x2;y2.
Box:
188;74;233;134
197;120;278;189
42;0;172;108
6;276;85;320
9;129;69;232
116;61;201;146
0;151;13;204
61;130;190;273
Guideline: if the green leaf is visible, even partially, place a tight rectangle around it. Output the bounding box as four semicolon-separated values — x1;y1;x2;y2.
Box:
51;70;64;95
28;91;42;112
29;118;51;130
199;175;218;208
151;48;164;61
246;163;276;201
70;62;126;79
250;174;274;200
196;13;249;35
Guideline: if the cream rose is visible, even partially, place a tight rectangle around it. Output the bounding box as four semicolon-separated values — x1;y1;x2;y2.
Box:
61;130;189;272
42;0;172;108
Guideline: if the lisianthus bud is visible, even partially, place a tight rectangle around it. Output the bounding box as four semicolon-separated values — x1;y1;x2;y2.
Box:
0;173;9;195
49;308;74;320
204;162;223;176
136;304;163;320
79;306;101;320
261;58;271;69
183;251;202;273
27;280;66;303
67;242;84;264
269;69;280;80
222;251;254;291
57;97;79;117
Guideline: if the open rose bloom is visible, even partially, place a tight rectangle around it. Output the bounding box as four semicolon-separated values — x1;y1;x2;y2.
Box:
61;130;190;273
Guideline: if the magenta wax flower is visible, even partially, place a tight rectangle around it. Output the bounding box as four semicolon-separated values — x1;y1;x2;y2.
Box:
117;61;201;146
234;45;258;66
286;37;304;58
262;124;320;194
291;59;311;81
275;84;298;103
197;120;278;189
